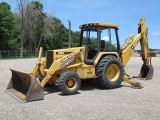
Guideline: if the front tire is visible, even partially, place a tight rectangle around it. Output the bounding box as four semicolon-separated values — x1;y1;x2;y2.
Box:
58;71;81;95
96;56;123;88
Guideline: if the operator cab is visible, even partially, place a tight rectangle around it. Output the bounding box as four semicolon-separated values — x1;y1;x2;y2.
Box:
79;22;120;65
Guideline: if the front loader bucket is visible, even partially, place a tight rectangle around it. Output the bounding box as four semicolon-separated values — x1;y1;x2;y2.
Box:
138;64;154;80
6;69;44;103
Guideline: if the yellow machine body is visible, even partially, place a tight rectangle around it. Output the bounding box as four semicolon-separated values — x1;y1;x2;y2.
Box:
6;18;153;102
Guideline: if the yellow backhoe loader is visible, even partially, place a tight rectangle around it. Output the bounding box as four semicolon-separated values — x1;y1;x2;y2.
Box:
6;18;153;102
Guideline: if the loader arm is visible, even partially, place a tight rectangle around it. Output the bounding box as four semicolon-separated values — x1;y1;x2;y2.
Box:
31;47;43;78
6;47;82;102
40;48;82;88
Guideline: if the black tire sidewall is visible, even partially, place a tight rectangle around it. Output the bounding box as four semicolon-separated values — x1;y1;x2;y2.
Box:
58;72;81;95
103;58;123;87
96;56;123;88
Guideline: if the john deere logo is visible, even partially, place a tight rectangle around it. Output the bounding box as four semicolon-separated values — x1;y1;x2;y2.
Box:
61;52;75;63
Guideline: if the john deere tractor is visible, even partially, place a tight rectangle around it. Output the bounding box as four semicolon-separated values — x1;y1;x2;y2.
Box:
6;18;153;102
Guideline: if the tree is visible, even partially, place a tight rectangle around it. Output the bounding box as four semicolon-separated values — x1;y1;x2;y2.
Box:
71;31;80;47
10;13;22;50
25;1;46;52
16;0;30;57
0;1;86;53
42;16;68;50
0;2;15;50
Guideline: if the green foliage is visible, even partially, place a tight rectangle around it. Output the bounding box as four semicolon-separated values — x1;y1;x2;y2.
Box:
0;2;10;10
149;48;155;51
8;39;19;50
71;31;80;47
0;1;85;51
41;16;68;50
24;1;46;51
0;2;15;50
105;41;117;51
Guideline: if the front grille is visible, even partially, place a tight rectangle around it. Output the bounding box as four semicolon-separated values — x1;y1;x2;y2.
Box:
46;51;54;69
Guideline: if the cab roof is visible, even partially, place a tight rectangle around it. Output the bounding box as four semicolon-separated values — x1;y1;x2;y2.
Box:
79;22;118;29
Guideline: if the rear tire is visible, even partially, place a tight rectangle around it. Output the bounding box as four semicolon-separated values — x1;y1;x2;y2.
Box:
96;56;123;88
58;71;81;95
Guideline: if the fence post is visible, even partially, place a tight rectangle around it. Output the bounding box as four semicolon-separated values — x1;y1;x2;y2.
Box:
0;51;1;58
8;50;9;58
15;51;17;58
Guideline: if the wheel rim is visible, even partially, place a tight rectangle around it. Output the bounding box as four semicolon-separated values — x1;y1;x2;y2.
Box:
66;77;77;90
106;64;120;82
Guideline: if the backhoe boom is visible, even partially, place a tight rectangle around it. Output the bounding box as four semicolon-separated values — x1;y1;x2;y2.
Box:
121;18;151;67
121;18;153;80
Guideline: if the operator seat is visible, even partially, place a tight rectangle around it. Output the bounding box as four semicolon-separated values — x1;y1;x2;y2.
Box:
84;40;105;65
84;45;98;65
101;40;105;51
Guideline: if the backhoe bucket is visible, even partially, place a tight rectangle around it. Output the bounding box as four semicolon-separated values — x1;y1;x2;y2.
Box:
138;64;154;80
6;69;44;103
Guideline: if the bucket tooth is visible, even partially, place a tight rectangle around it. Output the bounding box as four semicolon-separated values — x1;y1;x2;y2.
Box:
6;69;44;103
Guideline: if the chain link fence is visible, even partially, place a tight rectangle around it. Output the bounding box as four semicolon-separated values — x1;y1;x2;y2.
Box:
0;50;159;59
0;51;46;59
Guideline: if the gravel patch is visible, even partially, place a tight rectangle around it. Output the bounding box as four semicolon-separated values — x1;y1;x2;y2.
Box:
0;57;160;120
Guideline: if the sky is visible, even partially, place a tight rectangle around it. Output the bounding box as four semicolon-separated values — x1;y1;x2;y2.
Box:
1;0;160;49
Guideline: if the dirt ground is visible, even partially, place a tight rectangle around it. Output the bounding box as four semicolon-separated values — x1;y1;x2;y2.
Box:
0;56;160;120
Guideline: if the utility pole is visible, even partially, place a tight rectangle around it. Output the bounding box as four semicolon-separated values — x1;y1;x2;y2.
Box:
68;20;71;48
